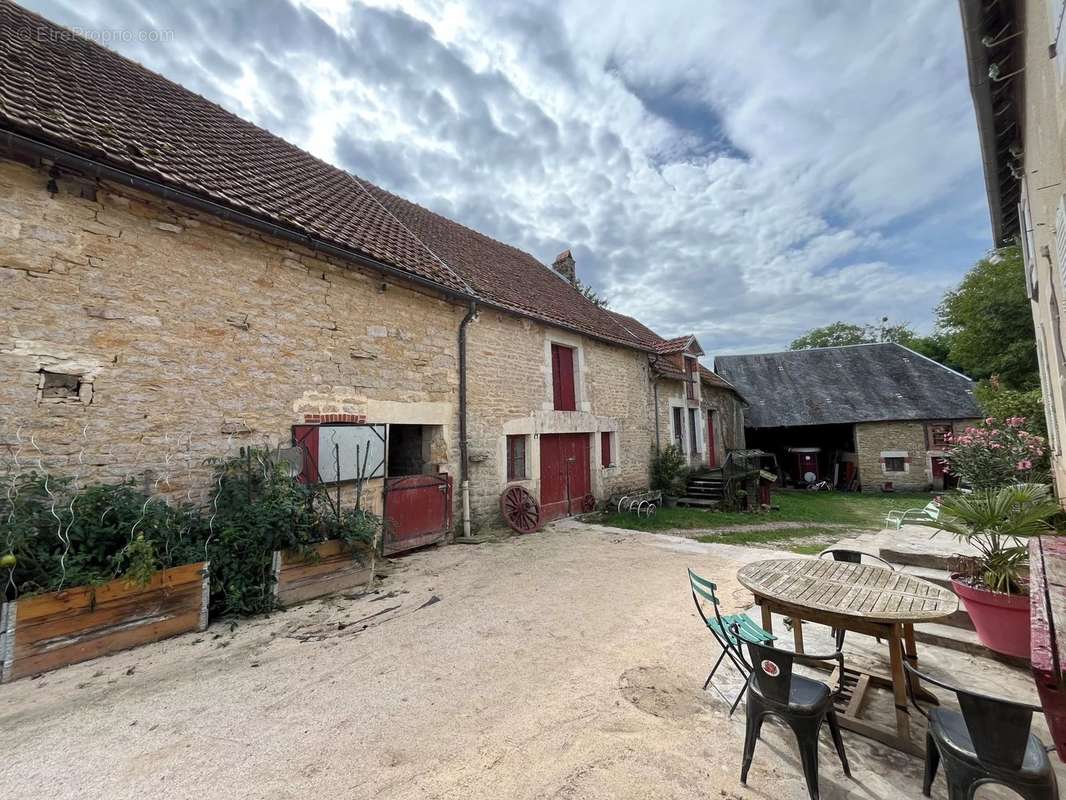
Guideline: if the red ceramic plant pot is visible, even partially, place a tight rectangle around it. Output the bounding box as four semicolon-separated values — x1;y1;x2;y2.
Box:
951;576;1031;660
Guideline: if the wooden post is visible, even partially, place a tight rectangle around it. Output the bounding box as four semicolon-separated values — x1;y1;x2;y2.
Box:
888;623;911;748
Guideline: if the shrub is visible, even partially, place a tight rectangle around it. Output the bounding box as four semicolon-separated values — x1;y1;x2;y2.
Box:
0;475;200;600
0;448;381;616
941;417;1048;490
650;444;687;493
919;483;1059;594
975;378;1046;437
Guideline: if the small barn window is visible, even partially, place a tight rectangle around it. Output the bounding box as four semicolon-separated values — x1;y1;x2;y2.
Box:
37;370;92;404
507;435;527;481
928;424;952;449
883;455;907;473
601;431;613;468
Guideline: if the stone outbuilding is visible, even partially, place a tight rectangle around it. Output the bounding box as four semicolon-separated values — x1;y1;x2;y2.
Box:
715;343;981;492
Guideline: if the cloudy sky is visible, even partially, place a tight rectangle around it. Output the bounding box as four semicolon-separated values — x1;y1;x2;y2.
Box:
24;0;992;357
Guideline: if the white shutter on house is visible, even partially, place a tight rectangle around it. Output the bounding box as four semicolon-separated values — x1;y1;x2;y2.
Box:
1038;327;1060;453
1021;183;1039;299
1056;194;1066;295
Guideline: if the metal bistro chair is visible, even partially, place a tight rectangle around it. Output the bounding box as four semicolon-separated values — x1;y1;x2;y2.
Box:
818;548;895;650
732;624;851;800
687;568;774;716
903;660;1059;800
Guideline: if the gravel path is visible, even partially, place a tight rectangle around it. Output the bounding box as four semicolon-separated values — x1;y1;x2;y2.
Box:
0;521;1025;799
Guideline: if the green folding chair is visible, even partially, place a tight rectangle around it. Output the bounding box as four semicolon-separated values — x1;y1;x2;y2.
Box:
688;568;775;715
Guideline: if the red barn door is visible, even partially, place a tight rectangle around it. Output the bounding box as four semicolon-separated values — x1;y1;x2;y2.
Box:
539;433;591;521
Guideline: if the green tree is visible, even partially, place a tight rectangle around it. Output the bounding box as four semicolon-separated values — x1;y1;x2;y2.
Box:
974;377;1047;437
936;245;1038;389
789;319;921;350
789;321;874;349
575;278;608;308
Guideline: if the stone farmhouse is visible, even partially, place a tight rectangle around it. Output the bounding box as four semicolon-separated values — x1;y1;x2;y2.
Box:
609;313;746;470
0;1;744;544
715;344;982;492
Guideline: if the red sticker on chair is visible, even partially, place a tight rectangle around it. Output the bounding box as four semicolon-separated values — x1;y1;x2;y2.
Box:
761;660;780;677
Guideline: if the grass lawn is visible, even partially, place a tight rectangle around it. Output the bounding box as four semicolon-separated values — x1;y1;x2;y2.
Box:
595;489;936;552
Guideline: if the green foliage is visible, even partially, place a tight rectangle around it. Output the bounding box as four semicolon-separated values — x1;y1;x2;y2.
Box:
936;245;1038;389
575;277;608;308
919;483;1059;594
789;318;930;352
975;378;1047;437
940;418;1048;490
0;475;199;598
0;448;382;616
650;445;687;493
202;449;379;616
790;321;874;349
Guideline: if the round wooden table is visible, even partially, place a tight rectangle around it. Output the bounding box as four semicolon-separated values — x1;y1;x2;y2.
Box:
737;557;959;755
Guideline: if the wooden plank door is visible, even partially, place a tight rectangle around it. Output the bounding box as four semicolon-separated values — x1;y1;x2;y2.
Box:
383;474;452;554
706;411;718;468
539;433;591;521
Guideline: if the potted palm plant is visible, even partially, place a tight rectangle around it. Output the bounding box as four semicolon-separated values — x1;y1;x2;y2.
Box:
920;483;1060;659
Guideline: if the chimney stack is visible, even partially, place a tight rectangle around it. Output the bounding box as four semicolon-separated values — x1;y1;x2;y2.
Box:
553;248;577;285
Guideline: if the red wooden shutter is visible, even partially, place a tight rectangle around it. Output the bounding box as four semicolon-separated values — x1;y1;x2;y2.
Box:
551;344;576;411
601;432;611;467
291;425;319;484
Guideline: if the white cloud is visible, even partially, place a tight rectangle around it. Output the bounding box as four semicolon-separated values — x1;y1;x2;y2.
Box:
22;0;991;356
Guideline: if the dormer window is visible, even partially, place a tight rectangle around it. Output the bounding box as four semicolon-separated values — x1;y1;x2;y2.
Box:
684;356;699;402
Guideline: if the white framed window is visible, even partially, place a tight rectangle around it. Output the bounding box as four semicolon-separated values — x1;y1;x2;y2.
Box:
880;451;910;474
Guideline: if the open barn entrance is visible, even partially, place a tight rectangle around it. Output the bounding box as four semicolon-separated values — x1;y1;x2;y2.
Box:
744;423;857;489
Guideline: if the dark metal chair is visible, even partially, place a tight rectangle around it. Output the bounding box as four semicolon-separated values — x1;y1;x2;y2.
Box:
732;625;851;800
818;548;895;649
687;568;774;715
904;661;1059;800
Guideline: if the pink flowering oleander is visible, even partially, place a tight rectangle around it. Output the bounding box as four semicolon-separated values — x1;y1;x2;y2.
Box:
943;416;1047;489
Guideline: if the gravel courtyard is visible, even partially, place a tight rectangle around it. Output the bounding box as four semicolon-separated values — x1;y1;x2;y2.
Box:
0;521;1050;799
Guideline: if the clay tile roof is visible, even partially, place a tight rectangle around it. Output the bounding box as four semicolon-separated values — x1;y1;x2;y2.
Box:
714;343;980;428
698;364;745;400
366;185;644;347
0;0;471;295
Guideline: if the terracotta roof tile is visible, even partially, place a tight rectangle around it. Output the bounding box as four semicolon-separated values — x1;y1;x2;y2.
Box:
0;1;658;349
0;0;471;295
366;185;644;347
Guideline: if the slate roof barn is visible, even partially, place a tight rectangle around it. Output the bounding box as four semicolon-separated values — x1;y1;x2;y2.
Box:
714;344;982;492
714;343;980;429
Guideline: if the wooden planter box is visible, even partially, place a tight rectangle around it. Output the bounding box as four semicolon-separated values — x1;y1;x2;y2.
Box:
272;540;372;607
0;561;209;683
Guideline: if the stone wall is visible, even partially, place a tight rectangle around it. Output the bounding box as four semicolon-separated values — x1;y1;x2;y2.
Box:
701;384;745;461
855;419;978;492
465;309;654;529
0;157;462;515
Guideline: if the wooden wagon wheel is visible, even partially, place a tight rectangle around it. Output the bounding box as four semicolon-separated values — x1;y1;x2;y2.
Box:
501;485;540;533
581;493;596;513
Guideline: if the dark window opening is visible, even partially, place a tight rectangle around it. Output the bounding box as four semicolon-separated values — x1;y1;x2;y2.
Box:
884;456;906;473
685;356;698;401
507;435;527;481
37;370;90;403
600;432;612;467
673;407;684;451
688;408;699;454
551;343;577;411
928;424;952;449
388;424;425;476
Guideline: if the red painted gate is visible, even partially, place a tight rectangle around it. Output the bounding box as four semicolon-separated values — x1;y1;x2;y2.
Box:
539;433;591;521
383;474;452;555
